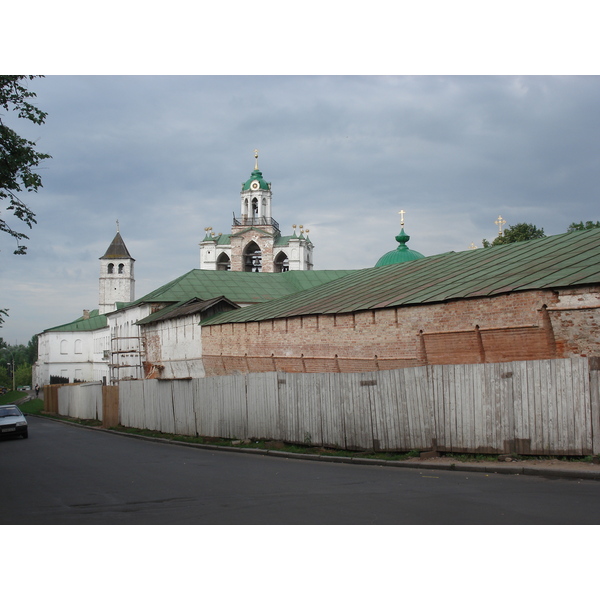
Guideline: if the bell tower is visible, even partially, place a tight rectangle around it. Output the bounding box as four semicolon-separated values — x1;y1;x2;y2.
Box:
239;149;273;223
99;222;135;314
199;150;314;272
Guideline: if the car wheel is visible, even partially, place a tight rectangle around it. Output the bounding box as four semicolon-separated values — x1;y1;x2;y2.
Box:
22;431;28;439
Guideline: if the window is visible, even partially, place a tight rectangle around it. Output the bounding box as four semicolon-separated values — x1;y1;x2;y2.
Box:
74;339;82;354
107;263;114;274
60;339;68;354
118;263;124;274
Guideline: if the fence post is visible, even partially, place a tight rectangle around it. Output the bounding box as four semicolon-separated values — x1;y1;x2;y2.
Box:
102;385;120;428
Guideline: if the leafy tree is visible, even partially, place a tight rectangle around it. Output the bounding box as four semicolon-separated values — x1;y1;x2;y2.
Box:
26;335;38;365
567;220;600;233
482;223;546;248
15;363;32;388
1;75;51;255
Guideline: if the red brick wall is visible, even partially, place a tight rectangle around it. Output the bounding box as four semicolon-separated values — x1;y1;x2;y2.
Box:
202;288;600;376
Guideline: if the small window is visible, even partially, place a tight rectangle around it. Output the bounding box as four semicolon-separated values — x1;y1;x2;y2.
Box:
60;339;68;354
74;339;82;354
118;263;124;274
107;263;114;274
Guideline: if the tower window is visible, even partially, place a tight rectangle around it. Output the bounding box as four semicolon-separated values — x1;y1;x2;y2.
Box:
118;263;124;274
107;263;114;274
252;197;258;215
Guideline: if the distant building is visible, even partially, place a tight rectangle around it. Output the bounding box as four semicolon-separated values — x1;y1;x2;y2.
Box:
199;151;313;272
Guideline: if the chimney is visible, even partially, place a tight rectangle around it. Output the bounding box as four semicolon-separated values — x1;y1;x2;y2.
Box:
83;309;90;320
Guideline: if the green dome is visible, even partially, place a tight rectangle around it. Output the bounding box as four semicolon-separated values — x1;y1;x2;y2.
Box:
242;169;271;191
375;228;425;267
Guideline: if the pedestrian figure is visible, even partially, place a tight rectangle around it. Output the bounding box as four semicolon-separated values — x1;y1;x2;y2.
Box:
35;383;40;397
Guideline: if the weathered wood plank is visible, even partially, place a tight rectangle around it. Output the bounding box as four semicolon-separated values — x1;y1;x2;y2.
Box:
247;372;280;440
321;372;347;448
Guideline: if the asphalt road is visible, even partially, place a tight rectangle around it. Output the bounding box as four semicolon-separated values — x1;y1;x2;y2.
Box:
2;416;600;524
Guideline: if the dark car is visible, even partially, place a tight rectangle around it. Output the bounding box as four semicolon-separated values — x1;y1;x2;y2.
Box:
0;405;28;439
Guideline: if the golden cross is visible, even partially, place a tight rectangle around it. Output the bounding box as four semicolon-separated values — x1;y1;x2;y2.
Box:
254;149;259;170
399;210;406;227
116;219;119;233
495;215;506;236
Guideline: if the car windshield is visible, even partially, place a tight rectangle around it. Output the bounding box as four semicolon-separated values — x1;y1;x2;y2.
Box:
0;407;22;418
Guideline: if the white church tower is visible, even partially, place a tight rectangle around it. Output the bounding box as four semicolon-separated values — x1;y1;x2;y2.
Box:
200;150;314;272
99;223;135;314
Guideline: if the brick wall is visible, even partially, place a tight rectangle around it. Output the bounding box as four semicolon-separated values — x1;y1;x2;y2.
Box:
202;287;600;376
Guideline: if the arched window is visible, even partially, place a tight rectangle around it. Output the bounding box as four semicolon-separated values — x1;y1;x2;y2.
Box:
243;241;262;272
74;339;82;354
252;197;258;215
274;251;289;272
60;339;68;354
107;263;114;274
118;263;124;274
217;252;231;271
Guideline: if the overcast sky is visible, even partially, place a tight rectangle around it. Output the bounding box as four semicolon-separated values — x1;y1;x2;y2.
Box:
1;74;599;344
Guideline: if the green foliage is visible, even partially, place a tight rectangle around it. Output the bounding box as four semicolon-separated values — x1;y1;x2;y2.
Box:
0;364;9;388
482;222;546;248
15;363;31;387
0;75;51;255
567;220;600;233
0;340;36;389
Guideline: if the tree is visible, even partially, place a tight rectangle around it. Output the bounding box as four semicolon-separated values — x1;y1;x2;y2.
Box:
1;75;51;255
567;221;600;233
482;223;546;248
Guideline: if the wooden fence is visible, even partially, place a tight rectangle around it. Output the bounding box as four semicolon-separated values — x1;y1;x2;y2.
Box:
48;357;600;456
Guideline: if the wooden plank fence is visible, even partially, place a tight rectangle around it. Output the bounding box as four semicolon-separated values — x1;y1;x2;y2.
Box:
48;357;600;456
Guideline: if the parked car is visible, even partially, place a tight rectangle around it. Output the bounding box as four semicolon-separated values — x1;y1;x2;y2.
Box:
17;386;31;391
0;405;28;439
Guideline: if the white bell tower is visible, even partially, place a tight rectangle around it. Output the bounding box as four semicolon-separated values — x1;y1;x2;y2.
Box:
99;222;135;314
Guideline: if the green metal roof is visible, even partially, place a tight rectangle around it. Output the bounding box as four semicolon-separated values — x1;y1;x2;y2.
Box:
202;227;600;326
131;269;356;307
242;168;270;191
375;228;425;266
43;309;108;333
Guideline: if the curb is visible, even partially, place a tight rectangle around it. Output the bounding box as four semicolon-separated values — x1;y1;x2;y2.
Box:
28;415;600;481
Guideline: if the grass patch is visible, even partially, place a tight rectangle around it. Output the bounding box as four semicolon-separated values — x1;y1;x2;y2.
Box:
0;391;27;405
443;453;499;462
19;398;44;415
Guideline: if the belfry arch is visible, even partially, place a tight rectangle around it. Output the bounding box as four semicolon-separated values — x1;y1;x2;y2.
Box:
274;251;289;272
216;252;231;271
243;241;262;272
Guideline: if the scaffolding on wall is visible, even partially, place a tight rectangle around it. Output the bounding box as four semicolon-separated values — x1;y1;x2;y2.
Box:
109;335;145;384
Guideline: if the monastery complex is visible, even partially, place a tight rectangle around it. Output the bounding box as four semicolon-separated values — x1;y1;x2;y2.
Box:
34;153;600;386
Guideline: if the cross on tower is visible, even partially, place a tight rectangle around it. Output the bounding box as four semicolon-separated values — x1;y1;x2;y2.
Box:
399;209;406;227
495;215;506;236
